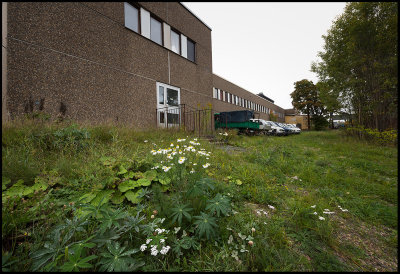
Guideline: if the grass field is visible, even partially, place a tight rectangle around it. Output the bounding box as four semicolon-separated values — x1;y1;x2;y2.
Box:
2;122;398;271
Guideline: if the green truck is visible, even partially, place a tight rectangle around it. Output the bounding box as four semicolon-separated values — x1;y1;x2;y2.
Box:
214;110;264;135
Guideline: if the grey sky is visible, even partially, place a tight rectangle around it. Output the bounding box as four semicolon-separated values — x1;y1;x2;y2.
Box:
183;2;347;109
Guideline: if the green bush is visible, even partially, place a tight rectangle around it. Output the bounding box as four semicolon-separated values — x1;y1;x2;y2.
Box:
343;125;397;146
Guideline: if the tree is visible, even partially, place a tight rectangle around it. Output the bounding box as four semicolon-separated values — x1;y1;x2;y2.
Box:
312;2;398;131
315;81;341;128
290;79;319;130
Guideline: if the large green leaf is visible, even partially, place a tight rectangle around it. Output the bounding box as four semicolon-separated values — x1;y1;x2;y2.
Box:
143;170;157;181
3;179;26;197
124;189;143;204
2;177;11;191
117;165;128;175
78;193;97;203
118;180;141;193
158;177;171;185
91;190;114;206
137;178;151;186
111;190;125;205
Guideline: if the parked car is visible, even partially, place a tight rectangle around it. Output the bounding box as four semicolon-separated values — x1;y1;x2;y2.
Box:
249;118;272;135
275;122;293;135
287;123;301;134
265;121;286;136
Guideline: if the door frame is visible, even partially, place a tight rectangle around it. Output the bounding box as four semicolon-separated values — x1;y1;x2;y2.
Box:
156;82;181;128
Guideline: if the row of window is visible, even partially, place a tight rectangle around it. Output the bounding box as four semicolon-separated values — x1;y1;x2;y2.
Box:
213;87;283;117
124;2;196;62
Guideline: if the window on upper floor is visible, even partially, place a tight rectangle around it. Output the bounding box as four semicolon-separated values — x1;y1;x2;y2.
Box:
124;2;139;33
171;29;180;54
187;38;195;62
227;92;230;103
213;88;217;99
150;16;162;45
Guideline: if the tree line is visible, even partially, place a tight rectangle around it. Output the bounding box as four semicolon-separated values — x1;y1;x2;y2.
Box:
291;2;397;131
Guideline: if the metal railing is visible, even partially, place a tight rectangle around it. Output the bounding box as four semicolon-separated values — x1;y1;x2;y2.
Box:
156;104;217;137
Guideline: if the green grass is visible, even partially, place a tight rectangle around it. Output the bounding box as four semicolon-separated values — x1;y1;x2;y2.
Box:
2;122;398;271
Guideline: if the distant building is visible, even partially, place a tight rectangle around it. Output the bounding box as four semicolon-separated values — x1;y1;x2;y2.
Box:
284;108;309;130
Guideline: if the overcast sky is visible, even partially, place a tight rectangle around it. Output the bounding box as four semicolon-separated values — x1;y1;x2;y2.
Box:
182;2;347;109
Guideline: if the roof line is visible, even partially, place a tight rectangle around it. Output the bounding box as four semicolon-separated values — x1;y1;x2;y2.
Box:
179;2;212;31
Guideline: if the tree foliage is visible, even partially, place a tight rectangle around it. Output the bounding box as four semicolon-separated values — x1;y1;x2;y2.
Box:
290;79;326;130
311;2;398;130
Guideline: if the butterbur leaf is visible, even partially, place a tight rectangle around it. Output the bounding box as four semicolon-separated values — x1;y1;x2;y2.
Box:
111;190;125;204
125;189;143;204
137;178;151;186
91;190;114;206
143;170;157;181
118;180;141;192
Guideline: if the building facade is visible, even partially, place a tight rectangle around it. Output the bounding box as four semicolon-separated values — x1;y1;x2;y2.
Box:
3;2;287;127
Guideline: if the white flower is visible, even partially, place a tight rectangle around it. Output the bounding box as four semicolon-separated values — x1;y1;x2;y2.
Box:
160;246;170;255
223;132;228;136
193;163;197;166
190;169;195;174
318;216;325;220
268;205;275;210
140;244;147;251
150;246;159;256
167;154;173;159
178;157;186;164
146;238;152;244
160;239;165;243
162;166;171;172
174;227;181;234
251;228;256;233
311;205;316;208
144;140;148;143
256;210;261;215
151;214;155;219
313;212;318;215
341;209;349;212
323;211;335;214
170;143;174;147
202;163;210;168
177;139;186;142
228;235;233;244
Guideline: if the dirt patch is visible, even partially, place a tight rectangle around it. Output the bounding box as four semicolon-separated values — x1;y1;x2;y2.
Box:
216;144;247;154
244;202;275;219
331;215;397;271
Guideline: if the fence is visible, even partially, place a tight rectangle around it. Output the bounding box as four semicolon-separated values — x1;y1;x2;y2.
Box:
156;104;217;137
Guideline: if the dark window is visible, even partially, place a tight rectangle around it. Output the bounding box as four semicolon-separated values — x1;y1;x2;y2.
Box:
124;2;139;33
187;39;195;62
150;17;162;45
171;29;180;54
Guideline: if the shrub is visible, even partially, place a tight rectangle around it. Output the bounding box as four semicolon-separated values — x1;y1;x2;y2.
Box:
343;125;397;146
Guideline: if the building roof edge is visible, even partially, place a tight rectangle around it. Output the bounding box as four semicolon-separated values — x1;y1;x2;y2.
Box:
179;2;212;31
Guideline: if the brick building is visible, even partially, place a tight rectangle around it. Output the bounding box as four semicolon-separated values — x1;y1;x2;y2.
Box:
2;2;286;127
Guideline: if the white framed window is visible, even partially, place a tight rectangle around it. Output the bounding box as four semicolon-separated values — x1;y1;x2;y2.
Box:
213;88;218;99
150;17;162;45
171;29;180;54
227;92;230;103
124;2;139;33
217;89;221;100
223;91;226;102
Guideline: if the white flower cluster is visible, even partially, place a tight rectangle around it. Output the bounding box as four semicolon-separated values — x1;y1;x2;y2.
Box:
162;166;171;172
140;227;170;256
177;138;186;142
202;163;210;168
218;132;229;136
337;205;349;212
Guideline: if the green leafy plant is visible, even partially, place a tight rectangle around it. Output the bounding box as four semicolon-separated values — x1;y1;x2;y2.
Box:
205;193;231;217
96;241;144;272
193;212;218;240
59;245;97;272
170;204;193;225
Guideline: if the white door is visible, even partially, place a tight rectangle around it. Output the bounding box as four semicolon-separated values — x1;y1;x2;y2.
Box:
156;82;180;128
